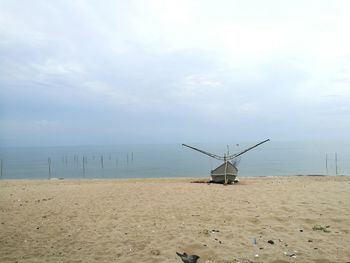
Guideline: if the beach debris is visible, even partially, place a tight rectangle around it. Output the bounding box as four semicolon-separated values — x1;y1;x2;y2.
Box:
200;229;220;236
150;249;160;256
299;229;304;232
214;238;223;244
35;197;54;203
176;252;200;263
267;240;274;245
284;252;297;258
312;224;331;233
252;238;257;245
191;180;210;184
200;229;210;236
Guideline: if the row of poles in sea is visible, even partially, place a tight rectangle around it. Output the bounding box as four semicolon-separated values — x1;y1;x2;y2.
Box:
56;153;134;167
0;153;134;179
0;152;345;178
47;152;135;178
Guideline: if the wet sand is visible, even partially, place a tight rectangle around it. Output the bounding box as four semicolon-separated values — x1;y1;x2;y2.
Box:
0;176;349;263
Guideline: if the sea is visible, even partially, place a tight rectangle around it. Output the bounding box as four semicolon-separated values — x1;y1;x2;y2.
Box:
0;141;349;179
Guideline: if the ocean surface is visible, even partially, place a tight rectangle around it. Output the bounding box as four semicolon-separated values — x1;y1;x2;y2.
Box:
0;141;349;179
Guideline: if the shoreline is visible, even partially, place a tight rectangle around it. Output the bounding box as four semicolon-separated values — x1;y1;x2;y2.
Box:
1;174;347;183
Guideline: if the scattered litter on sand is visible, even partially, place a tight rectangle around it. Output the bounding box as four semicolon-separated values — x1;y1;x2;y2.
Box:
176;252;200;263
312;224;331;233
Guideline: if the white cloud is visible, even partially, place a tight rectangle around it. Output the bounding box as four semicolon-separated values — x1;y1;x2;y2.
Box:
296;56;350;103
34;59;85;76
1;0;350;145
172;74;222;98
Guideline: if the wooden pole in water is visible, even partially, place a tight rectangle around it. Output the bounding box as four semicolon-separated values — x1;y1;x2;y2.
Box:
101;155;104;169
83;156;86;177
48;157;51;179
224;154;228;185
335;152;338;175
325;153;328;175
0;159;3;179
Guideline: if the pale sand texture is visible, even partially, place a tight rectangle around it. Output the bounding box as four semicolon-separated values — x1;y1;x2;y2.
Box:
0;176;350;263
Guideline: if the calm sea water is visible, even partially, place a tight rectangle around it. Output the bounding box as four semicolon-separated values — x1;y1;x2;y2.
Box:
0;141;349;179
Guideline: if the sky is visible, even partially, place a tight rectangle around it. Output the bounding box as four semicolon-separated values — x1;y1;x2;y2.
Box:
0;0;350;146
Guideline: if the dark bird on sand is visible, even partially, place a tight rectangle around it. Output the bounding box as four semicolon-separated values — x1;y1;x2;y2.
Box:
176;252;200;263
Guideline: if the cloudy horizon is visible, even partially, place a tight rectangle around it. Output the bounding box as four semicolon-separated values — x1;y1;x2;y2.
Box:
1;0;350;146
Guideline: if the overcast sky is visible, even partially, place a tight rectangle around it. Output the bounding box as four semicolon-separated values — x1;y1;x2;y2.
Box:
1;0;349;146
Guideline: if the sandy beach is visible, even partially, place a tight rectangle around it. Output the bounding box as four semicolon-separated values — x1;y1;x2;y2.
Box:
0;176;349;263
